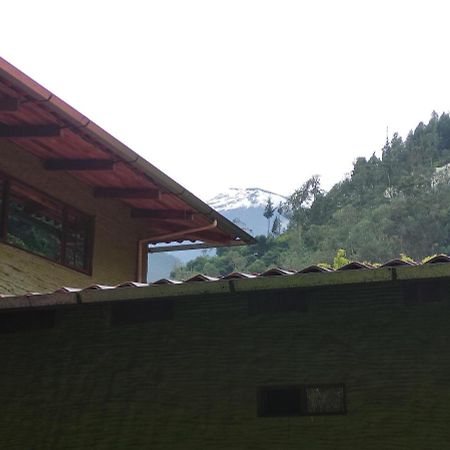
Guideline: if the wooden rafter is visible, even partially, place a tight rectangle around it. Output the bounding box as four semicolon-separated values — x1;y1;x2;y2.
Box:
0;124;60;138
44;159;115;171
0;97;19;112
188;229;230;243
94;187;161;199
131;209;194;220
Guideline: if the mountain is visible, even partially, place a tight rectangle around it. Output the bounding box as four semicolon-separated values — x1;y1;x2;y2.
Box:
209;187;287;212
147;187;288;280
147;252;181;282
208;187;288;236
171;112;450;280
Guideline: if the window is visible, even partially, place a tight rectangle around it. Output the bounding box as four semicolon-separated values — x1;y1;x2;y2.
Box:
0;174;93;272
258;384;346;417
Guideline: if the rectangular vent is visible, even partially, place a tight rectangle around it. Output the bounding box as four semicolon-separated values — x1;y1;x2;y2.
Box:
402;279;448;305
0;309;56;333
248;290;308;315
258;384;346;417
304;384;346;415
111;299;174;326
258;387;302;417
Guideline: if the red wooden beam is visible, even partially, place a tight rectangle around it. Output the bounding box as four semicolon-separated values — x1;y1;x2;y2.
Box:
142;221;193;232
94;187;161;199
131;209;194;220
0;124;60;138
0;97;19;112
188;230;231;243
44;159;115;171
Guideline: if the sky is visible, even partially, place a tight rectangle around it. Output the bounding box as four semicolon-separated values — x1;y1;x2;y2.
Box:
2;0;450;201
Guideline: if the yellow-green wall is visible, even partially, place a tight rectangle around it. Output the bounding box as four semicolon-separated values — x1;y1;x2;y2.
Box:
0;140;150;295
1;280;450;449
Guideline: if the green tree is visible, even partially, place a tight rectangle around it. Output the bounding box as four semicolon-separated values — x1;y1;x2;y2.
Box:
271;216;282;236
333;249;349;269
171;113;450;277
263;197;275;236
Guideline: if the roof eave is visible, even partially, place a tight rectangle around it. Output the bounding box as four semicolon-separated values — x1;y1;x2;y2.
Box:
0;57;256;246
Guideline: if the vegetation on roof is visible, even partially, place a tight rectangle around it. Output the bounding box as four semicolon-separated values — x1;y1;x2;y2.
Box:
172;112;450;279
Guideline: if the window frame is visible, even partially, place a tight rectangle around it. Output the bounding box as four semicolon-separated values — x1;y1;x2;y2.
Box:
257;384;347;417
0;172;94;275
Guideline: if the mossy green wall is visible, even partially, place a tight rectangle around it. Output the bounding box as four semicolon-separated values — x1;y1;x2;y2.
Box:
0;280;449;449
0;140;151;295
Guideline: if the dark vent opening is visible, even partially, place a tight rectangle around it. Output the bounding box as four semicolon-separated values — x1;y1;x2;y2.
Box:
402;279;448;304
258;387;302;417
0;309;56;333
258;384;346;417
248;290;308;315
111;299;174;326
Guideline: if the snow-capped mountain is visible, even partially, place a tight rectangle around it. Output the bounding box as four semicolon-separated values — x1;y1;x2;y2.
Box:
208;187;288;237
209;187;287;212
148;187;288;281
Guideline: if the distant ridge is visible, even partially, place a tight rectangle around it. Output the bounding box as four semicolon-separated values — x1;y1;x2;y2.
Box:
209;187;287;212
149;186;288;280
208;187;288;236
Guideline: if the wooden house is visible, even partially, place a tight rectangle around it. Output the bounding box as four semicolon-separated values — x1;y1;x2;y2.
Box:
0;57;254;295
1;58;449;450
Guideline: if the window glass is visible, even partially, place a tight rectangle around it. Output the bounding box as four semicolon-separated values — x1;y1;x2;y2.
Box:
7;183;62;261
64;209;90;270
0;176;93;272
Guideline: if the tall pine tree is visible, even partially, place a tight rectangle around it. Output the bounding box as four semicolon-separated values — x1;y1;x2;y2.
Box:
263;197;275;236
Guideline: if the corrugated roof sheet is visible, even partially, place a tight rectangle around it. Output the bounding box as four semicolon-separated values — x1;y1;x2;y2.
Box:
3;254;450;299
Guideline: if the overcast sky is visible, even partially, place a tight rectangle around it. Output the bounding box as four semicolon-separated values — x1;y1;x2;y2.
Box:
2;1;450;200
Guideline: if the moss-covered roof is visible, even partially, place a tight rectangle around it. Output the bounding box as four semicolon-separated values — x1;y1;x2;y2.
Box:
2;255;450;311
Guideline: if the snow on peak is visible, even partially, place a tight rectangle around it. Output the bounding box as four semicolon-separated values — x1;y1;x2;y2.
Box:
208;187;288;212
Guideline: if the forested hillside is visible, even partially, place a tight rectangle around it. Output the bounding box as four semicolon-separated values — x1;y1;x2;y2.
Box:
172;112;450;279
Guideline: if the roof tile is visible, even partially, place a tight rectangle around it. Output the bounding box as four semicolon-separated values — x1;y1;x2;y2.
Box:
116;281;149;288
4;254;450;298
259;268;296;277
221;272;257;280
337;261;375;271
380;258;417;268
53;287;82;293
298;265;333;274
82;284;115;291
185;274;220;282
152;278;183;285
423;254;450;264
